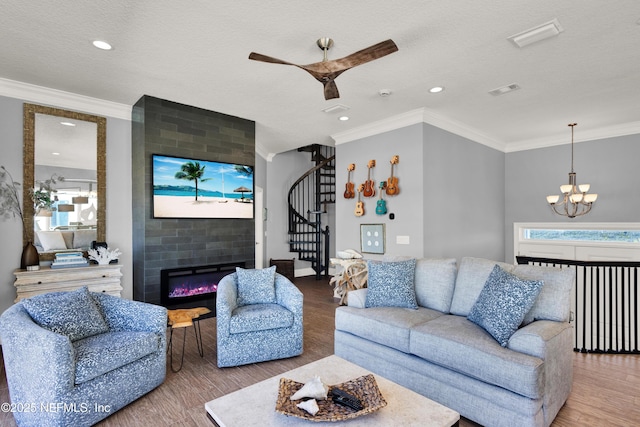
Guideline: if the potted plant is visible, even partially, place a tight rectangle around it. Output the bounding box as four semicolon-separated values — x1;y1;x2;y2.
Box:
0;166;64;269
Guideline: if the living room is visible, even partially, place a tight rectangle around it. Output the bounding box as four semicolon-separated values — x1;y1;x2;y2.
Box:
1;2;640;426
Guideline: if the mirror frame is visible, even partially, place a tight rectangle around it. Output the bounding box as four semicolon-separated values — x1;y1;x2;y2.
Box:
23;103;106;261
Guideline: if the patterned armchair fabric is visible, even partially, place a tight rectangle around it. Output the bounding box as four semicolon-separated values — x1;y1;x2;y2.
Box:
0;291;167;427
217;272;303;367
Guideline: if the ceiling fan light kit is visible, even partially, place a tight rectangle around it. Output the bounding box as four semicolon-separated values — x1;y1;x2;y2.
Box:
249;38;399;100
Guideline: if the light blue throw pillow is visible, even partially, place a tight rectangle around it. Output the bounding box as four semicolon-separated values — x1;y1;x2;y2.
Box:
236;266;277;306
22;286;109;342
467;265;543;347
365;259;418;309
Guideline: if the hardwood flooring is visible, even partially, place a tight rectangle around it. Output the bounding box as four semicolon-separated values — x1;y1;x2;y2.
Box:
1;275;638;426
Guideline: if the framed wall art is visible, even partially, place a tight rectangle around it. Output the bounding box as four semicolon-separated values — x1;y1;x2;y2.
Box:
360;223;385;254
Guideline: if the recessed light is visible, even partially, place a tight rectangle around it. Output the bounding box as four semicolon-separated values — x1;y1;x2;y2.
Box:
378;89;392;97
429;86;444;93
52;152;60;156
92;40;112;50
488;83;521;96
60;121;76;127
339;116;350;121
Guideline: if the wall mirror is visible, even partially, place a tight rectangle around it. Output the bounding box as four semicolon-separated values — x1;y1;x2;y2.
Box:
23;103;106;261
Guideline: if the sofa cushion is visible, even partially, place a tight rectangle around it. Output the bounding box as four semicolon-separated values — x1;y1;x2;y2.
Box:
236;266;277;306
73;331;161;385
73;229;97;249
36;230;67;251
409;314;544;399
365;259;418;309
450;257;515;316
513;265;574;325
336;306;443;353
229;304;293;334
22;286;109;342
414;258;457;312
467;265;544;346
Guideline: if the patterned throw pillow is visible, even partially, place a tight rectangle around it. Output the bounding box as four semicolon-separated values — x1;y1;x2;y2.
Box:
236;266;277;306
467;265;544;347
22;286;109;342
365;259;418;309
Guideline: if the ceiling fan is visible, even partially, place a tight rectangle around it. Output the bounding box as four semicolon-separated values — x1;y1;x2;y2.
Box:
249;38;398;100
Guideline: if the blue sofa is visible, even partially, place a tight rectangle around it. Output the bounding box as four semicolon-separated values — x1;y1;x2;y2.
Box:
0;288;167;426
334;257;575;427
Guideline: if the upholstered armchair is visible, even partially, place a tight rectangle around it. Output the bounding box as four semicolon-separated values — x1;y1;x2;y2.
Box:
0;287;167;427
216;267;303;367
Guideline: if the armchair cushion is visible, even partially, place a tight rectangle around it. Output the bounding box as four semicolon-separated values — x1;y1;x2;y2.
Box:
236;266;277;306
229;304;294;334
467;265;543;346
73;331;162;384
21;286;109;342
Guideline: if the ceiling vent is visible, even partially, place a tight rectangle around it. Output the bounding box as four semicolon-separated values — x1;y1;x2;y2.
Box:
507;18;564;48
322;104;350;114
488;83;521;96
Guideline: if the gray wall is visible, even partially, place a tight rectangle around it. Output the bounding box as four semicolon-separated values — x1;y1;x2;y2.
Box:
423;124;505;261
335;122;505;263
505;133;640;261
0;95;133;317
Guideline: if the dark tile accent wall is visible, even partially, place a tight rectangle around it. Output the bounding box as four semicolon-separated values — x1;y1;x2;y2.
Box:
131;96;255;304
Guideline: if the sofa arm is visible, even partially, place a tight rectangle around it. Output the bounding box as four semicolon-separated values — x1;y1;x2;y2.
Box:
216;273;239;337
508;320;574;424
91;293;167;336
0;304;76;400
346;288;367;308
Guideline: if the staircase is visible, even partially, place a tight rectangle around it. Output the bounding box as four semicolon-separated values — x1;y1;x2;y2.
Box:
288;144;336;279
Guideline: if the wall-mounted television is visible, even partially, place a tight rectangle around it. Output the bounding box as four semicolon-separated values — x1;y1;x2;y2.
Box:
152;154;254;219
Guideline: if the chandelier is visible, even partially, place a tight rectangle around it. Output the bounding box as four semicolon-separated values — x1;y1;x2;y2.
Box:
546;123;597;218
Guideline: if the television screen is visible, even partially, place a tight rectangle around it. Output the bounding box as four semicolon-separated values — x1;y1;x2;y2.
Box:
152;154;254;219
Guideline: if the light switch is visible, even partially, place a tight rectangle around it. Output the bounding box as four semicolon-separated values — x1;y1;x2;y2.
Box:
396;235;410;245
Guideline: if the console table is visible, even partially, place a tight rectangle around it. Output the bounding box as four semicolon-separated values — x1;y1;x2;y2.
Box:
13;264;123;302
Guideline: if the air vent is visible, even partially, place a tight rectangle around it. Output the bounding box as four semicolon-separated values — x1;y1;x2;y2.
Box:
322;104;350;114
488;83;521;96
507;19;564;48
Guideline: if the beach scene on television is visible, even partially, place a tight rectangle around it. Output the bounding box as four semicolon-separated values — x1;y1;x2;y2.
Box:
153;154;254;219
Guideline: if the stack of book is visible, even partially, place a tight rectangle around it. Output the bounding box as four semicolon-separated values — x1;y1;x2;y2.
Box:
51;252;89;269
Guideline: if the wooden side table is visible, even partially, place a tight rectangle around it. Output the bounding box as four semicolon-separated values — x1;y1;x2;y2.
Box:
167;307;211;372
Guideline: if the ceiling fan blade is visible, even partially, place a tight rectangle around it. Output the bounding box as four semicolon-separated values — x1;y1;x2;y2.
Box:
332;39;398;70
248;52;296;66
323;80;340;100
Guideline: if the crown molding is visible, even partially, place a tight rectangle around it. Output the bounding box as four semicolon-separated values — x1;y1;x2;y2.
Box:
506;120;640;152
0;77;131;120
331;107;506;152
254;141;273;161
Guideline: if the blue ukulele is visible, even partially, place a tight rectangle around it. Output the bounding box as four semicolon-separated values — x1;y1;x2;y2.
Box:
375;182;387;215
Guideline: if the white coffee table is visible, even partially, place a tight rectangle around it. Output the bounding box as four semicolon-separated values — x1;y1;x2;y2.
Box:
205;355;459;426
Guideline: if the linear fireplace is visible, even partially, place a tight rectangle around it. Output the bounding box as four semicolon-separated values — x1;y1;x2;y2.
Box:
160;262;244;314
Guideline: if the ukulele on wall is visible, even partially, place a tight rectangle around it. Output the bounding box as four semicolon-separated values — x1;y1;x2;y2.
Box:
386;155;399;196
375;181;387;215
362;160;376;198
354;184;365;217
343;163;355;199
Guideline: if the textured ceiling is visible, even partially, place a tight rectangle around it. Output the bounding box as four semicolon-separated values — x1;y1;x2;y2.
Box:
1;1;639;156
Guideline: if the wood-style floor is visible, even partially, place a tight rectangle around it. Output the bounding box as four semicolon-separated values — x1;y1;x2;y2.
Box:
1;276;639;426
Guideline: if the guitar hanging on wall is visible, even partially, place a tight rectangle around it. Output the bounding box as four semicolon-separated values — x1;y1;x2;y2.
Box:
376;181;387;215
363;160;376;197
386;155;399;196
354;184;365;217
343;163;355;199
